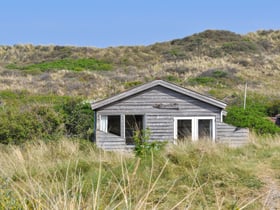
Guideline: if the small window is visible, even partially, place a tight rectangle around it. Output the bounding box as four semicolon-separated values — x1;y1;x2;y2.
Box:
177;119;192;140
125;115;144;145
100;115;121;136
198;119;212;139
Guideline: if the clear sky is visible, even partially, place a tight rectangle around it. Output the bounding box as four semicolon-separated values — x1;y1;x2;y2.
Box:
1;0;279;48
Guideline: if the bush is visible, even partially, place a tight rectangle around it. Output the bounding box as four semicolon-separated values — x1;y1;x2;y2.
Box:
266;99;280;117
59;98;94;140
0;90;95;144
32;106;64;139
225;106;280;135
221;41;258;54
133;129;166;157
0;106;64;144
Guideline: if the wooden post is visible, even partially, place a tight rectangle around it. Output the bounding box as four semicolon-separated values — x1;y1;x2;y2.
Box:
244;82;247;110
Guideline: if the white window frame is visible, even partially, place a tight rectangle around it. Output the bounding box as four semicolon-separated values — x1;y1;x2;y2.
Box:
99;115;121;136
174;116;215;141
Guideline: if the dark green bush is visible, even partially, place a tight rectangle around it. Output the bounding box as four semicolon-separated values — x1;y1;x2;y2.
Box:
0;90;95;144
32;106;64;139
59;98;94;140
0;106;64;144
225;106;280;135
266;99;280;117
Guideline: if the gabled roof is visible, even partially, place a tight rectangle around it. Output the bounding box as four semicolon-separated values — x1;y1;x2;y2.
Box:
91;80;227;110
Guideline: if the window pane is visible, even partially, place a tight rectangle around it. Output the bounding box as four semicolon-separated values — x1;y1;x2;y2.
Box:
198;119;212;139
99;115;120;136
108;115;121;136
177;120;192;140
125;115;143;145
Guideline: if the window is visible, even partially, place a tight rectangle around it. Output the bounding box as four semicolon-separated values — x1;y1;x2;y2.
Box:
100;115;121;136
177;119;192;140
174;117;215;141
100;114;145;144
198;119;212;139
125;115;144;145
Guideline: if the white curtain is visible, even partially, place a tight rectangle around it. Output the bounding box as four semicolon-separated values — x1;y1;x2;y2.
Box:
100;115;108;132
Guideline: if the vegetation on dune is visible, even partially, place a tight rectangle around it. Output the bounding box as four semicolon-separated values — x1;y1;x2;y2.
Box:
6;58;113;72
226;107;280;135
225;93;280;135
1;137;280;209
0;91;94;144
0;88;279;145
166;30;260;59
0;30;280;98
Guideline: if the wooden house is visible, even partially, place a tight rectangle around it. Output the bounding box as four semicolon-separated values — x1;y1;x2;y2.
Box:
91;80;248;150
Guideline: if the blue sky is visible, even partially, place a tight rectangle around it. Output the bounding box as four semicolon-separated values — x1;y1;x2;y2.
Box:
1;0;279;47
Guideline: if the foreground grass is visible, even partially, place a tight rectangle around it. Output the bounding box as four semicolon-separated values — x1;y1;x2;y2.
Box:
0;136;280;209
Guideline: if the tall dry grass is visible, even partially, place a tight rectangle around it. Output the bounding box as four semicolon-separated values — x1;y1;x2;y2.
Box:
0;136;280;209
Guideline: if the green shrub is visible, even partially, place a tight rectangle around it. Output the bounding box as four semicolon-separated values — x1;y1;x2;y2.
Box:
225;106;280;135
0;90;94;144
266;99;280;117
59;98;94;140
6;58;113;72
32;106;64;139
188;76;216;86
133;129;166;157
221;41;258;54
0;106;64;144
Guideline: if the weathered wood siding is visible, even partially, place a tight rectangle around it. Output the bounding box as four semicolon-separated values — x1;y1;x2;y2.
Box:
96;86;222;146
216;122;249;147
96;131;134;151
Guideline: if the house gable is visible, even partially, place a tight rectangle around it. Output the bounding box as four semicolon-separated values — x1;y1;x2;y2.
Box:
91;80;226;111
96;85;223;117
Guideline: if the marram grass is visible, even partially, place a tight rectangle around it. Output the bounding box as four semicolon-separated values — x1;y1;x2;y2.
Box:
0;135;280;209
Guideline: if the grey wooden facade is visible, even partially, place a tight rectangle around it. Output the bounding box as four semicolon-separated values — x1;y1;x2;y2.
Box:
91;80;248;150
